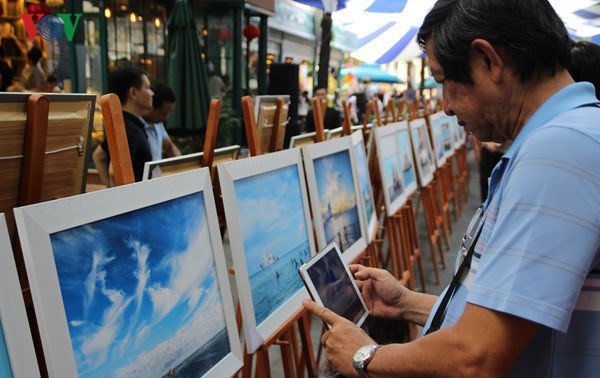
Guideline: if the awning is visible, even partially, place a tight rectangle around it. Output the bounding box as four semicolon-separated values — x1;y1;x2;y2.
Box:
293;0;347;11
332;0;600;65
340;64;404;84
334;0;436;63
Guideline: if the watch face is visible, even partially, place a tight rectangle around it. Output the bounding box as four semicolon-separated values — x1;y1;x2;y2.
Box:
356;347;370;360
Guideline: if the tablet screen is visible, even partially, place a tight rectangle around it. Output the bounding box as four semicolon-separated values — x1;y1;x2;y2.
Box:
299;242;369;326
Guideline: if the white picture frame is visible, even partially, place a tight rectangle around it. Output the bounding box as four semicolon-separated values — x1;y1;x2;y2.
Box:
350;131;377;243
374;123;409;216
0;214;40;378
218;149;316;353
429;111;454;167
408;118;436;187
142;145;241;180
395;121;419;199
302;137;367;263
289;130;330;148
14;169;243;378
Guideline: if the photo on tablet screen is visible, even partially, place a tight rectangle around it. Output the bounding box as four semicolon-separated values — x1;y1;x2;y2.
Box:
299;242;369;327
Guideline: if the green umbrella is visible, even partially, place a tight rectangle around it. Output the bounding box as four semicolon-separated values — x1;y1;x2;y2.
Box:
166;0;210;131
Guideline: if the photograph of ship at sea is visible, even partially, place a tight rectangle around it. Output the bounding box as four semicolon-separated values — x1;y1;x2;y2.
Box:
396;128;417;194
49;193;232;378
234;165;312;325
313;150;361;253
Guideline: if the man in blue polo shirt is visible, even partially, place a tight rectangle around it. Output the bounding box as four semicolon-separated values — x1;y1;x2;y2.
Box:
303;1;600;377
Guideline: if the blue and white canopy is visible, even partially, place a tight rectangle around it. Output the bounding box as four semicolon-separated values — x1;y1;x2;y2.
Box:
333;0;600;64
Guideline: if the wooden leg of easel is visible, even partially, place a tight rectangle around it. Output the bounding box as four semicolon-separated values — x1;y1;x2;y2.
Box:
298;312;318;378
275;330;295;377
386;216;400;279
242;345;254;378
255;349;271;378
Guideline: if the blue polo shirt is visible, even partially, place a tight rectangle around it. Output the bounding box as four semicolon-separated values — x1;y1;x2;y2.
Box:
424;82;600;376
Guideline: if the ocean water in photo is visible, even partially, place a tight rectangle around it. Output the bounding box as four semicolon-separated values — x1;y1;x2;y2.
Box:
161;328;230;378
250;241;311;324
323;206;361;252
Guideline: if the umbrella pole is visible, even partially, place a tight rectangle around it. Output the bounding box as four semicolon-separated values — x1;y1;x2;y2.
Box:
246;39;251;93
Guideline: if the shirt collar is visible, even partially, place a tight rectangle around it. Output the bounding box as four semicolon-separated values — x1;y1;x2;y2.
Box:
504;82;598;160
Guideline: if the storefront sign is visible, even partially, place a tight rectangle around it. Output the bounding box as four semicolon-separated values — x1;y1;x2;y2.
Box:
21;14;82;42
270;0;315;40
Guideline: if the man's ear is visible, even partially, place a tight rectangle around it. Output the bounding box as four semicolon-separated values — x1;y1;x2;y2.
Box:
127;86;138;102
471;38;504;83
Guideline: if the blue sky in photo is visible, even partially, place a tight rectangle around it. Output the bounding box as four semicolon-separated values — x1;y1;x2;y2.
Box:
235;165;310;277
50;193;228;378
314;150;357;217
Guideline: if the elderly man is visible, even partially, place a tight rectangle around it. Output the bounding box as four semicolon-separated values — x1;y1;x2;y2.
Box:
304;1;600;377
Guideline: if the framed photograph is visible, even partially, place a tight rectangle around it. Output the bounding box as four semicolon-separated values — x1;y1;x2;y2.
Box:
143;151;204;180
408;118;436;187
374;123;408;216
298;242;369;327
289;131;329;148
350;131;377;243
218;149;316;353
448;114;464;150
14;168;243;378
395;121;419;199
255;95;290;153
302;137;367;263
0;214;39;378
429;111;454;167
327;126;344;140
142;145;240;180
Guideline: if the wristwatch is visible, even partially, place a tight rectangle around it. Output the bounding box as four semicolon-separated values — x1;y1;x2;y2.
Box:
352;344;380;378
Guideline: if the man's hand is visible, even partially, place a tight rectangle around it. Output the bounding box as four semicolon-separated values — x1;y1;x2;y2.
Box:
351;264;438;326
303;299;374;378
350;265;406;320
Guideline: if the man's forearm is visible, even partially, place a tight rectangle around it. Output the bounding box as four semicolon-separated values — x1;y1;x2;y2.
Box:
401;290;437;326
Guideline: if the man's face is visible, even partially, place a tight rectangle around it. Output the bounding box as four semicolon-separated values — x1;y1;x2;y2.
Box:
132;74;154;113
147;101;175;124
315;88;327;99
427;41;502;142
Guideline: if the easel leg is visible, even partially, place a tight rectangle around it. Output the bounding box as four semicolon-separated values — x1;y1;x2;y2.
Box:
298;312;318;378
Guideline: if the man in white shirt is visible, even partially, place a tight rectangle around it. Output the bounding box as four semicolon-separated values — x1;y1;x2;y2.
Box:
143;83;181;160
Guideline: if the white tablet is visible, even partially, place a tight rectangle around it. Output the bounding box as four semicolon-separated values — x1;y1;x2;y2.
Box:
299;242;369;327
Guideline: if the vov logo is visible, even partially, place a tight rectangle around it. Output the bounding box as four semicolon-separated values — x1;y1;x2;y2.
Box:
21;13;82;42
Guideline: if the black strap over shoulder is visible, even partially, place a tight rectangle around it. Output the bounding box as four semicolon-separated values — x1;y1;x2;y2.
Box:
425;224;485;335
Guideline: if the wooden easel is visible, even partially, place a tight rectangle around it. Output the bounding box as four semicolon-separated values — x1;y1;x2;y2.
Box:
240;95;318;377
100;93;135;186
311;97;327;142
384;98;397;125
341;99;353;136
269;98;288;152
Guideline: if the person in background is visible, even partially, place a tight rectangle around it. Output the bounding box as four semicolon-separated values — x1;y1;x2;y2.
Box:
44;74;61;93
0;46;14;91
298;90;310;129
568;40;600;99
143;83;181;160
304;85;341;132
304;0;600;377
92;66;154;185
25;46;46;91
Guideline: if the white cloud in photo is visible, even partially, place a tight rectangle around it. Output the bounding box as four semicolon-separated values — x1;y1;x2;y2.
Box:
147;216;213;323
